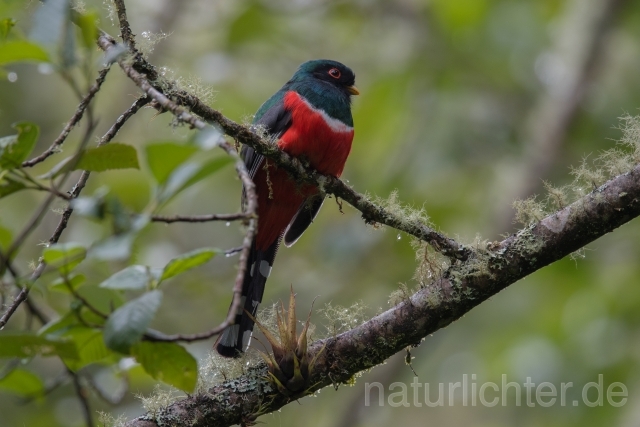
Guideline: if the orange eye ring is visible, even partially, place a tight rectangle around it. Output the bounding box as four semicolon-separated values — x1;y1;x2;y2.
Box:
328;68;341;79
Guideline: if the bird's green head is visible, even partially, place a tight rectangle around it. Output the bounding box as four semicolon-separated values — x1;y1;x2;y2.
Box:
290;59;359;98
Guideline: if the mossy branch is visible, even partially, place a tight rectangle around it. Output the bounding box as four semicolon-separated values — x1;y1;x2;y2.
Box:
124;164;640;427
92;23;469;261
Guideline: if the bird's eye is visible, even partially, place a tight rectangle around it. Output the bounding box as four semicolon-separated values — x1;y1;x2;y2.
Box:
328;68;341;79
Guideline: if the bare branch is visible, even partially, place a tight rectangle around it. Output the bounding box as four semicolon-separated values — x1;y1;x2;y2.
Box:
94;27;469;261
22;68;110;168
173;91;470;260
70;369;94;427
113;0;138;50
150;212;251;223
126;164;640;427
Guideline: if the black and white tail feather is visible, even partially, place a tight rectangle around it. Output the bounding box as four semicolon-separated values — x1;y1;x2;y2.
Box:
214;193;324;357
215;238;279;357
215;97;324;357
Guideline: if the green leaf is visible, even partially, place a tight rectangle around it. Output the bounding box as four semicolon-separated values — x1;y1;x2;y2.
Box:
103;290;163;353
61;328;114;371
145;142;199;184
0;175;26;199
100;265;151;290
0;222;11;250
0;368;44;397
75;287;125;318
0;334;78;359
0;18;17;40
90;234;134;261
160;248;218;282
49;273;86;293
76;12;98;49
42;242;86;274
0;121;40;169
90;216;150;260
158;156;232;204
131;341;197;392
182;157;233;192
38;311;78;336
74;143;140;172
0;41;49;65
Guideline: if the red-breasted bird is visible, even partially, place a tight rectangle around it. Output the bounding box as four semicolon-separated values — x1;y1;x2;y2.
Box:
215;59;359;357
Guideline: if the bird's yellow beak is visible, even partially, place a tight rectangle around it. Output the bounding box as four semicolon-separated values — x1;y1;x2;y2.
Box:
347;85;360;95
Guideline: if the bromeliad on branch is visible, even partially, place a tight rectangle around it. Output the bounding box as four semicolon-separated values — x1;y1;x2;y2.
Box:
248;288;321;397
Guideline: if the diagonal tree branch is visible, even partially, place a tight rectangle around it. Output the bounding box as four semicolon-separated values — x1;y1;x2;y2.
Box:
150;212;251;223
94;28;470;261
125;162;640;427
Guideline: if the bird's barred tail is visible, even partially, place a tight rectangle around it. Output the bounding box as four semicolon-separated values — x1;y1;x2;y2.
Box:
215;239;280;357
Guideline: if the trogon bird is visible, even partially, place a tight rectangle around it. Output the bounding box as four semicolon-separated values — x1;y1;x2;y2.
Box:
215;59;359;357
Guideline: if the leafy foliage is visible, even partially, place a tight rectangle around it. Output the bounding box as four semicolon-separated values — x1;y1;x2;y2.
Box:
100;265;153;291
145;142;199;184
131;342;198;392
160;248;218;282
103;290;163;353
156;156;233;204
42;242;86;275
0;41;49;65
0;122;39;169
74;143;140;172
0;334;78;359
0;368;44;397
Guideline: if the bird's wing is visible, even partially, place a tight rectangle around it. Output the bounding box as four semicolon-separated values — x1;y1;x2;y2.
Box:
243;90;324;246
241;93;293;209
283;194;325;247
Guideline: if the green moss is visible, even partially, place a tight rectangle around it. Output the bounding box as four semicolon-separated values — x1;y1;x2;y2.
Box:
97;411;127;427
136;385;183;421
513;196;547;226
319;301;368;336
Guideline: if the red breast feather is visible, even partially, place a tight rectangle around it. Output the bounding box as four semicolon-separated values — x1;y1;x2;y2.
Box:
253;91;354;250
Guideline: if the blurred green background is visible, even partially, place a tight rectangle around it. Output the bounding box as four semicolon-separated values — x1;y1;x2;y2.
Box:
2;0;640;426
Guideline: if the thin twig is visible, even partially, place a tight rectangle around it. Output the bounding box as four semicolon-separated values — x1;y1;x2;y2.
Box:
5;102;100;260
3;193;57;260
70;369;93;427
97;30;258;340
150;212;252;223
9;170;72;200
144;328;226;343
113;0;137;49
174;90;471;259
22;68;110;168
0;97;149;330
94;25;469;260
63;275;107;319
